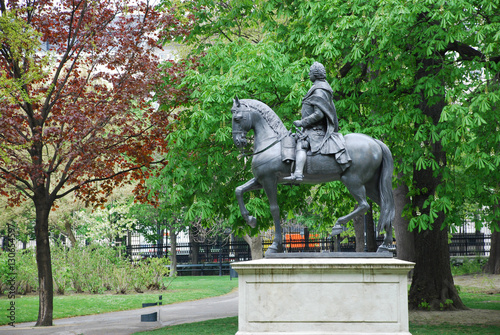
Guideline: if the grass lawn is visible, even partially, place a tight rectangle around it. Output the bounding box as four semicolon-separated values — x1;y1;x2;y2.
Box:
134;317;500;335
460;291;500;310
410;324;500;334
0;276;238;326
1;273;498;335
133;277;500;335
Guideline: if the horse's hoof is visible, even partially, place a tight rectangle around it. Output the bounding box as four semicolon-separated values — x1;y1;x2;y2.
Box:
265;243;283;256
331;224;343;236
377;244;396;253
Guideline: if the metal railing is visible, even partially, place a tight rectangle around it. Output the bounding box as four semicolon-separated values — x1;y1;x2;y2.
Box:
450;233;491;256
124;233;492;266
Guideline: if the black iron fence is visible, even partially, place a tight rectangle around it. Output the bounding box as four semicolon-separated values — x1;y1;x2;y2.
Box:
450;233;491;256
125;232;492;271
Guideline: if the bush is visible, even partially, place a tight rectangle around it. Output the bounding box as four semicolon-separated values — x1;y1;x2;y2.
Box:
451;256;488;276
1;244;171;295
52;245;71;295
0;249;38;295
142;257;171;290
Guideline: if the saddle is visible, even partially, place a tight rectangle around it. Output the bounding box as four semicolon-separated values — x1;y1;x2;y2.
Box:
281;132;351;171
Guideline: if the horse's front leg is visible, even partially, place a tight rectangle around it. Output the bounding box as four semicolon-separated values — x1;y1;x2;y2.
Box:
262;177;283;255
235;178;263;228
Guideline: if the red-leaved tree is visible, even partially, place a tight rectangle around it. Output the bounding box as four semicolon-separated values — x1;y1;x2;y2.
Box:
0;0;186;326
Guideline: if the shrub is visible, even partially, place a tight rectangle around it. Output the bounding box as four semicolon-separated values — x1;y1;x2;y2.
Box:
14;250;38;294
142;257;171;290
52;245;71;295
451;256;487;276
1;244;171;295
0;248;38;295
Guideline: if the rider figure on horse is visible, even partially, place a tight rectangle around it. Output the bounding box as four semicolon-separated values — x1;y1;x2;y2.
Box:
284;62;352;182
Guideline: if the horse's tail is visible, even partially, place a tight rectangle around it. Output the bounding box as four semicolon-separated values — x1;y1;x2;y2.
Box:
375;139;395;234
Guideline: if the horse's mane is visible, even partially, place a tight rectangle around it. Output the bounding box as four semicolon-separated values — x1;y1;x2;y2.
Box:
241;99;288;136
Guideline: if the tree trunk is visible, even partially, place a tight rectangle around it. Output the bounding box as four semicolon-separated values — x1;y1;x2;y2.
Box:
365;207;377;252
169;229;178;277
409;226;465;310
64;219;77;247
34;200;54;326
243;233;263;260
484;200;500;274
409;146;465;310
353;214;364;252
484;230;500;274
189;226;200;275
408;55;466;311
353;206;377;252
393;174;415;262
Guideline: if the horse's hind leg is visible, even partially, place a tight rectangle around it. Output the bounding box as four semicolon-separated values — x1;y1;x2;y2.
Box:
235;178;263;228
364;177;395;252
334;176;370;233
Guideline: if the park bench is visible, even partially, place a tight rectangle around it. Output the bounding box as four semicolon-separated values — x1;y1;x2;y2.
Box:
169;263;231;276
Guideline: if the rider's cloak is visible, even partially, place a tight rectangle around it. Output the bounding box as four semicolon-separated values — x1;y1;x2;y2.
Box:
301;80;351;166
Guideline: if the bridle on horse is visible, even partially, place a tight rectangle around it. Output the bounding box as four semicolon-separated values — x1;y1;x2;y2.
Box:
236;131;289;157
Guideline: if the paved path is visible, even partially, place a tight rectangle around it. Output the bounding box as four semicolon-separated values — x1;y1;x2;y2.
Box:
0;290;238;335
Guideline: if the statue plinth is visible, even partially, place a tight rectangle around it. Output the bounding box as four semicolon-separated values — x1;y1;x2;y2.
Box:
265;251;393;258
232;257;414;335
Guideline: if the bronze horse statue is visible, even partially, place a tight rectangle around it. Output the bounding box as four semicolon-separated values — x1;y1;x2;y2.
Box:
231;97;395;255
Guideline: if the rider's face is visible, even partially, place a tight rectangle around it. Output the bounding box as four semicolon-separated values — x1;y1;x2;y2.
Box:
309;70;316;82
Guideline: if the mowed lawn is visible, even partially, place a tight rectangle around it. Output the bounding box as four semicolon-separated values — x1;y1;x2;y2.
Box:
134;274;500;335
0;276;238;325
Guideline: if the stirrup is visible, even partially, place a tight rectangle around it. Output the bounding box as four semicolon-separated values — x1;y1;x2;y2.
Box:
284;173;303;182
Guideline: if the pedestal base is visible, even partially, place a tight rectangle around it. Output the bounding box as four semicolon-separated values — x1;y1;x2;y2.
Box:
232;257;414;335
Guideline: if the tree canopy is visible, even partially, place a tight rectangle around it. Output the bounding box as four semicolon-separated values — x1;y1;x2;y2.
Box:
156;0;500;309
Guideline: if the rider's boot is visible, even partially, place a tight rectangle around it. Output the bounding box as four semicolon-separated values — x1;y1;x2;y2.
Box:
284;149;306;182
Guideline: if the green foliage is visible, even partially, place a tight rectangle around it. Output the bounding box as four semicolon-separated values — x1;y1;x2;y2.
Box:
0;246;171;295
440;299;454;310
155;0;500;243
418;300;431;311
0;11;46;106
130;202;188;244
72;200;138;244
153;35;320;234
451;257;489;276
0;249;38;295
141;257;171;290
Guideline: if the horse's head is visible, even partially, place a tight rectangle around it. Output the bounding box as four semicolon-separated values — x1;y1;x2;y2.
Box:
231;96;251;149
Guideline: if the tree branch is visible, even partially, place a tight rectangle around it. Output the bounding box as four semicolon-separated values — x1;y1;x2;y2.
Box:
54;158;166;200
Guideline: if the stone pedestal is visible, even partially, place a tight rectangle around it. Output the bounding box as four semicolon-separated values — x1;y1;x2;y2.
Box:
231;256;414;335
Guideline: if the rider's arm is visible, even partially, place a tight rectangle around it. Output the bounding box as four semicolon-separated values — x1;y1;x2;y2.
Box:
296;105;324;127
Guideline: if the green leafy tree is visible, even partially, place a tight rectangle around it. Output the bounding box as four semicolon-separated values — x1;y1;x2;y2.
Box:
152;37;315;242
72;200;137;244
252;0;500;310
158;0;500;310
130;201;189;275
154;1;361;247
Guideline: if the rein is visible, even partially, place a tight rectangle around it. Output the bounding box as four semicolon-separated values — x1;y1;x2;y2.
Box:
239;132;289;157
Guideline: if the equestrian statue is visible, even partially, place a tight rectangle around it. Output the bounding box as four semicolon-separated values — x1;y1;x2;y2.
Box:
231;62;395;255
